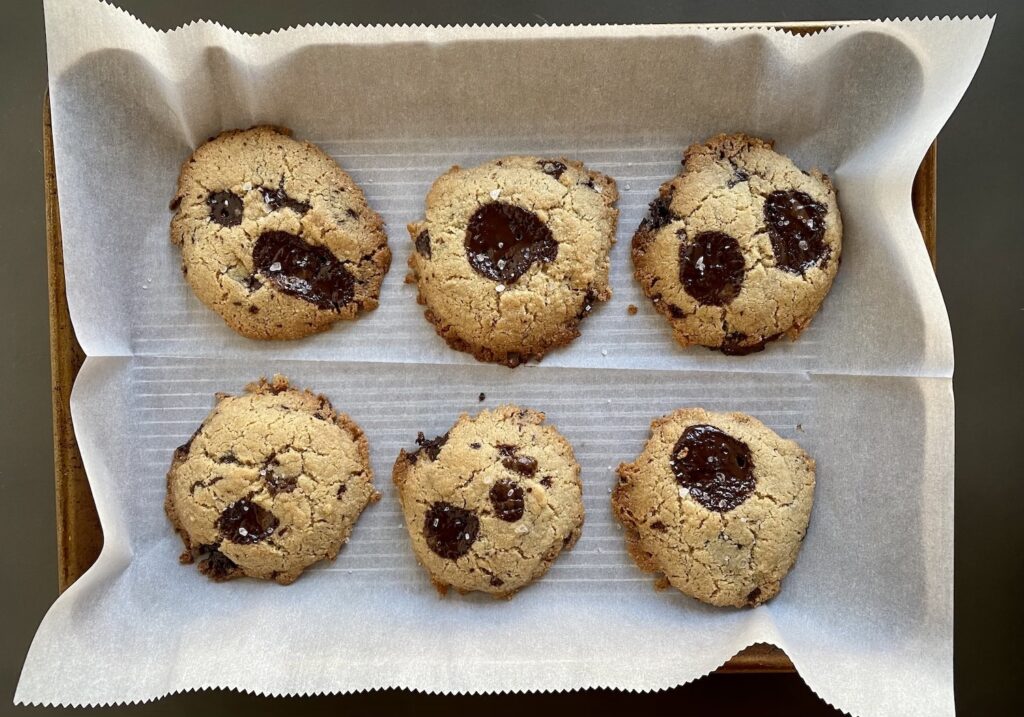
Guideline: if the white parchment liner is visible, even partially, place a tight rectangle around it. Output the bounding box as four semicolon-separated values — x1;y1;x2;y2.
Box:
19;1;991;714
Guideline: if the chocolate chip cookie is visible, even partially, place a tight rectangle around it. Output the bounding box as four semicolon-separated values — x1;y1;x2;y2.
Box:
392;405;584;597
408;156;618;367
612;408;815;607
632;134;842;355
165;375;379;584
170;126;390;339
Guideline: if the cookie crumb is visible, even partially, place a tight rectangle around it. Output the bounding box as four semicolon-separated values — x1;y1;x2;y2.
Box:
627;304;638;315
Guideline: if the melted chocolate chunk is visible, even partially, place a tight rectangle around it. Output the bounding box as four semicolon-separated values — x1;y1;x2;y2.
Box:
215;499;279;544
502;453;538;477
260;458;297;496
540;476;553;488
763;190;830;273
639;192;676;232
196;544;239;580
207;191;243;226
678;230;745;306
415;230;432;258
670;425;755;512
410;432;449;463
423;502;479;559
489;479;525;522
720;332;775;356
252;230;354;310
261;186;311;214
538;159;567;179
465;202;557;284
336;484;347;498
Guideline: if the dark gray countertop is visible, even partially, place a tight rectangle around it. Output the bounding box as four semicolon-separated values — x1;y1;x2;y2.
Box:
2;2;1020;715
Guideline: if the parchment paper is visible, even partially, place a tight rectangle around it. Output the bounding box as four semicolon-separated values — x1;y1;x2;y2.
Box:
19;1;991;714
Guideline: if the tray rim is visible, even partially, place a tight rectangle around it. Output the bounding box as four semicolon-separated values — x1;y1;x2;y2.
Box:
43;82;938;677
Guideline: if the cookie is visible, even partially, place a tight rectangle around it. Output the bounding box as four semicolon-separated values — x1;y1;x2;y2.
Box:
392;405;584;597
612;408;815;607
165;375;379;584
408;156;618;367
170;126;390;339
632;134;842;354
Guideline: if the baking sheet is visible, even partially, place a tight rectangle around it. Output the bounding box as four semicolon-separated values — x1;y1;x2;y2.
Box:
19;1;991;714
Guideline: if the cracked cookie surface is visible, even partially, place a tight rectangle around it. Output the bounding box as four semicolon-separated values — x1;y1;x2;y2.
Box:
612;408;814;607
392;405;584;597
408;156;618;367
632;134;842;354
165;375;379;584
170;126;390;340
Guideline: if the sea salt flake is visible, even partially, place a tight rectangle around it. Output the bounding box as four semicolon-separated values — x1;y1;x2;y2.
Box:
679;487;690;497
269;262;282;272
489;189;501;200
495;284;505;293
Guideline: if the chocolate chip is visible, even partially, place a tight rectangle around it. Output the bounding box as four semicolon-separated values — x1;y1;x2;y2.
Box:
651;520;668;532
336;484;347;498
465;203;557;284
248;306;260;314
540;477;553;488
207;191;243;226
470;442;481;450
261;186;311;215
746;587;762;604
197;544;239;580
215;499;279;544
173;425;204;462
538;159;567;179
478;392;486;402
217;452;240;465
169;196;182;211
763;190;830;273
415;230;432;258
727;167;750;188
346;207;359;219
577;288;599;320
252;230;354;310
667;304;685;319
239;273;263;292
423;502;479;559
678;230;745;306
670;425;755;512
489;576;504;587
489;479;525;521
410;431;449;463
639;192;676;232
